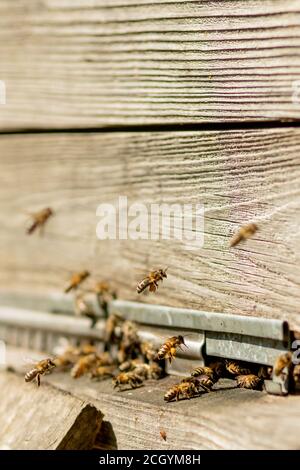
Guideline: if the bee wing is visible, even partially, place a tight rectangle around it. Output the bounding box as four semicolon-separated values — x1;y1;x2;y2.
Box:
21;355;40;367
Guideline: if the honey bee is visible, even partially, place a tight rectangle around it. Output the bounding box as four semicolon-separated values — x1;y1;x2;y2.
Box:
137;268;167;294
208;360;225;378
184;374;214;392
140;341;158;362
135;363;164;380
293;364;300;384
93;281;117;313
274;352;292;376
89;365;115;380
236;374;262;390
191;366;216;381
74;293;98;328
25;358;56;387
225;359;252;376
160;430;167;441
117;320;140;364
257;365;272;380
230;223;258;247
157;335;187;364
71;353;100;378
104;312;124;346
64;270;90;293
119;358;143;372
164;378;199;402
113;371;144;390
27;207;53;235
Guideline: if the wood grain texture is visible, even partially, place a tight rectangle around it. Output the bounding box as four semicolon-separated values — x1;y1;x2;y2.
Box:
1;0;300;129
0;371;102;450
5;346;300;450
0;129;299;328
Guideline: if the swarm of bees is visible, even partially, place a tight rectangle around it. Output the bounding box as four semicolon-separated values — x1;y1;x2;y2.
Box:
23;205;297;401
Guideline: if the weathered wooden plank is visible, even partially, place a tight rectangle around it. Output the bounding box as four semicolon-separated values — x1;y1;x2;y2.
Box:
1;0;300;129
0;129;299;328
5;346;300;450
0;371;102;450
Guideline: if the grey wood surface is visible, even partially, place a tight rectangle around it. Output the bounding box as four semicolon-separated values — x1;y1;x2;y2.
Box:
0;129;299;328
1;0;300;129
4;346;300;450
0;371;102;450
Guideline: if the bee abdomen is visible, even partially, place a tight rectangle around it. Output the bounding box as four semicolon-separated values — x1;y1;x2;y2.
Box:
236;374;261;390
25;369;38;382
136;279;150;294
157;344;169;360
164;386;177;402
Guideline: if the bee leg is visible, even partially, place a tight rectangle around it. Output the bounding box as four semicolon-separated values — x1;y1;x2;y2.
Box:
37;374;41;387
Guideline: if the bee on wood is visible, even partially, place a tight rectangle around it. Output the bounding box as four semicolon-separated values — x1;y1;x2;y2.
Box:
135;362;164;380
74;293;98;328
117;320;140;364
113;371;144;391
257;365;272;380
184;374;214;392
230;223;258;247
191;366;216;381
71;353;101;378
156;335;187;364
208;360;225;378
25;358;56;387
160;430;167;441
104;312;124;346
137;268;167;294
293;364;300;384
225;359;252;376
93;281;117;314
164;378;199;402
27;207;53;235
119;358;143;372
236;374;262;390
274;352;292;376
140;341;158;362
89;365;116;380
64;270;90;293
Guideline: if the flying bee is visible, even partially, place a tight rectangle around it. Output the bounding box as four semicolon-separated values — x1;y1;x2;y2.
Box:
236;374;262;390
25;358;56;387
89;365;116;380
164;378;199;402
64;270;90;293
137;268;167;294
74;293;98;328
225;359;252;376
274;352;293;376
230;223;258;247
156;335;187;364
27;207;53;235
113;371;144;391
160;430;167;441
71;353;101;378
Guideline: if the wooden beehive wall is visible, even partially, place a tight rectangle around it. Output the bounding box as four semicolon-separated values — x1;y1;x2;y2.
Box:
0;0;300;329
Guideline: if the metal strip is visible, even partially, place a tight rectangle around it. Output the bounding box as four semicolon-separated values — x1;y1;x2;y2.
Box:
110;300;289;342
